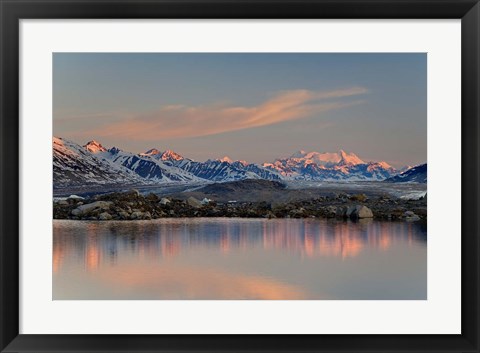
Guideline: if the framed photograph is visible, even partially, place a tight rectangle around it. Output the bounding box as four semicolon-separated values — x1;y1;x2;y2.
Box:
1;0;478;352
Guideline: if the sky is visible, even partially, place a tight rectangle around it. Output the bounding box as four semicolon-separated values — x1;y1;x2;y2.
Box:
53;53;426;168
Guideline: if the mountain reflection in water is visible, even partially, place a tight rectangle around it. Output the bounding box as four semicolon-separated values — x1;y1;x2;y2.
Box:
53;218;427;300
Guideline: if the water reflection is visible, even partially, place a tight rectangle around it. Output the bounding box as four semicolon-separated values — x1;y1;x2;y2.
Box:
53;218;427;300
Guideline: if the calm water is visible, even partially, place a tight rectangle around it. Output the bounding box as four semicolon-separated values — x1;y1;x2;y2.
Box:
53;218;427;300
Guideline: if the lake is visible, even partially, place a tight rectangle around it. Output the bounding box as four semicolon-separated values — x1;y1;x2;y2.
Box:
53;218;427;300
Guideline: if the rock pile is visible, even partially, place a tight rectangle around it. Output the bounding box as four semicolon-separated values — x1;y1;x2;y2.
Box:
53;190;426;221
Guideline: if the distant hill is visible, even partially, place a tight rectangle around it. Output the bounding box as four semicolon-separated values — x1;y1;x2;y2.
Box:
166;179;307;204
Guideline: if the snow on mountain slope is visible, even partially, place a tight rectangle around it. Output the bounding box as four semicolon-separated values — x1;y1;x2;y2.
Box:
263;150;396;181
102;148;199;183
218;156;233;163
171;159;256;182
53;137;146;188
288;150;365;167
231;161;284;181
83;140;107;153
385;163;427;183
158;150;185;162
54;137;404;187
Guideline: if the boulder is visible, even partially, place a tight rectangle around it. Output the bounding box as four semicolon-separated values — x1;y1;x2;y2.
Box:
143;211;152;220
356;206;374;218
346;205;357;217
404;211;421;221
98;212;113;220
130;211;144;220
325;206;337;218
159;198;171;205
71;201;112;216
187;197;202;208
201;198;212;205
349;205;373;219
56;200;69;206
406;215;421;221
118;211;130;220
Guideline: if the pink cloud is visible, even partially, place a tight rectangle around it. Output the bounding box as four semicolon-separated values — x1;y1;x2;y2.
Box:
74;87;367;140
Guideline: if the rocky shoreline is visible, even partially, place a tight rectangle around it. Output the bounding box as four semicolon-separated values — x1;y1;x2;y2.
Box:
53;189;426;222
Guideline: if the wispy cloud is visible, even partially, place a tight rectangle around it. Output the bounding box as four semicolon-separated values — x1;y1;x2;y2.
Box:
74;87;367;140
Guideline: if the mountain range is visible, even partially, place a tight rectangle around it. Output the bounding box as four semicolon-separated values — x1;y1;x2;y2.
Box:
53;137;426;189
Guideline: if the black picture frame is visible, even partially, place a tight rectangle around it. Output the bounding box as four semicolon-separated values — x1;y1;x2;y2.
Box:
1;0;479;352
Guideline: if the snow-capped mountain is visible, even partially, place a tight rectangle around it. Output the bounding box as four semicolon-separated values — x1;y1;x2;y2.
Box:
54;137;408;189
54;137;282;188
288;150;365;167
385;163;427;183
262;150;396;181
100;147;199;182
54;137;146;188
83;140;107;153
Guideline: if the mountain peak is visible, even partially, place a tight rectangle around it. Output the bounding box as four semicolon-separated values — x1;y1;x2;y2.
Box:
108;146;122;155
374;161;393;169
338;150;364;166
84;140;107;153
218;156;233;163
160;149;184;161
284;149;365;167
140;148;161;157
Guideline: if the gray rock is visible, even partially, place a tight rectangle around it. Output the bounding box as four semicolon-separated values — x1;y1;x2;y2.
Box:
356;206;374;218
349;205;373;219
130;211;144;220
187;197;202;208
71;201;113;216
405;215;421;221
346;205;357;217
201;198;212;205
57;200;69;206
118;211;130;220
143;211;152;220
159;198;171;205
325;206;337;218
404;211;421;221
98;212;113;220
